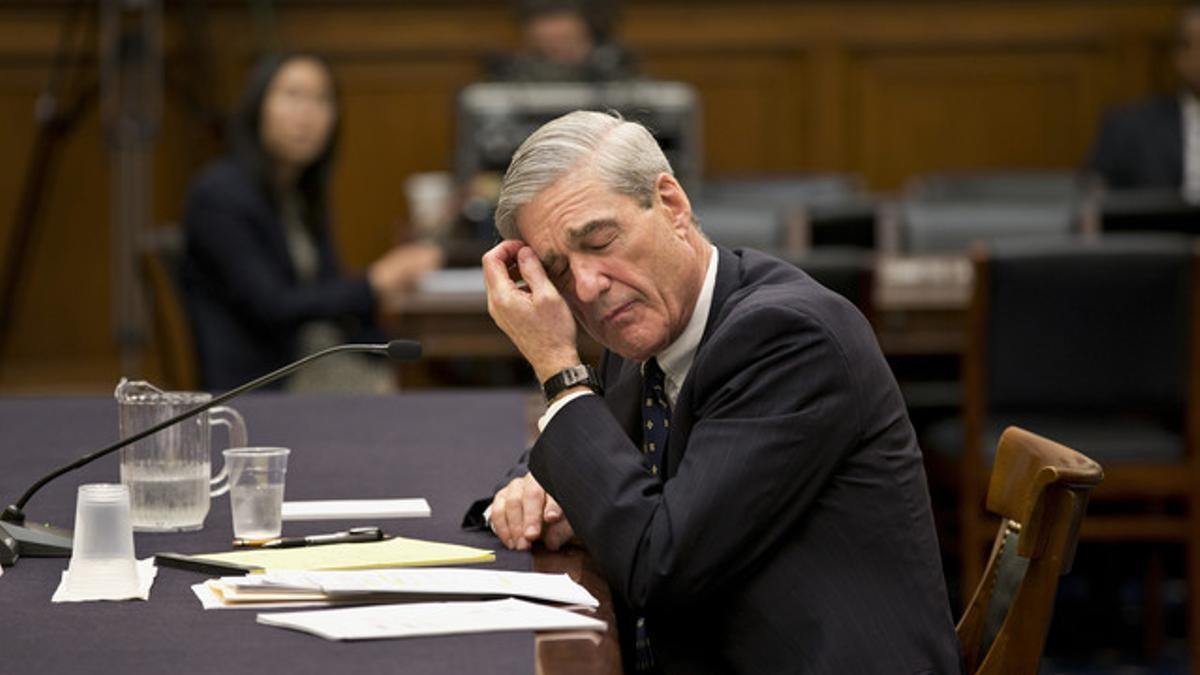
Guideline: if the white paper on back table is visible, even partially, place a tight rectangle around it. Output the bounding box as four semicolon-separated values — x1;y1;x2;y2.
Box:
281;498;430;521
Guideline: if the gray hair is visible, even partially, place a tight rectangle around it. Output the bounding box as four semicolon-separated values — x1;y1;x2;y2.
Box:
493;110;673;239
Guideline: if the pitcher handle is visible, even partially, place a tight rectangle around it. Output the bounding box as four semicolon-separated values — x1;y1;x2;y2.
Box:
207;405;247;497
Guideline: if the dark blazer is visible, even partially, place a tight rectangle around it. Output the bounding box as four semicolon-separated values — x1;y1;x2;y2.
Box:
180;159;375;390
1087;95;1184;190
529;247;961;674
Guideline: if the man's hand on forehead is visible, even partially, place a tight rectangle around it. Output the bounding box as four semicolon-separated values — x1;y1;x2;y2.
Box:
481;239;581;383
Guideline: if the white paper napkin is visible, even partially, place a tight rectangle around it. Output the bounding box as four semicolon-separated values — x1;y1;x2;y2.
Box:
52;557;157;603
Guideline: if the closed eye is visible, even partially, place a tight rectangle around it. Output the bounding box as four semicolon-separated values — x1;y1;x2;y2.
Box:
584;233;617;251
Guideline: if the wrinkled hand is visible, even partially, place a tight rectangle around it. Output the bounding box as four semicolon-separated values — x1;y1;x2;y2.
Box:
368;241;444;303
490;474;576;551
481;240;580;382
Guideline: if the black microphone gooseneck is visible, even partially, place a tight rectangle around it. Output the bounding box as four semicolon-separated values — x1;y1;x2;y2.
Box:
0;340;421;564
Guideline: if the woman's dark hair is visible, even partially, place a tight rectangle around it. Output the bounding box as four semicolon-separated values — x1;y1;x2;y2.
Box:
231;52;340;236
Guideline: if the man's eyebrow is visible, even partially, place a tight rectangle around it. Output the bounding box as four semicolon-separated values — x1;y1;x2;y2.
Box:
566;219;618;243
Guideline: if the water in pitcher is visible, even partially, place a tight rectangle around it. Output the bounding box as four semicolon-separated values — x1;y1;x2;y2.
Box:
121;465;210;531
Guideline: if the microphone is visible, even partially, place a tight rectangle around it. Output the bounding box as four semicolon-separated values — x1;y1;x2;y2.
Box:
0;340;422;566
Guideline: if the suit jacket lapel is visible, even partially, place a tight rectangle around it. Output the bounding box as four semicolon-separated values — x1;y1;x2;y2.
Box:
665;246;741;478
604;354;643;444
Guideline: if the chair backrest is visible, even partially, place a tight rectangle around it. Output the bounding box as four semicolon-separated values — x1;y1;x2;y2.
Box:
909;170;1095;203
974;234;1194;416
697;173;875;252
141;225;199;390
957;426;1104;675
692;201;793;255
902;201;1077;254
899;170;1099;254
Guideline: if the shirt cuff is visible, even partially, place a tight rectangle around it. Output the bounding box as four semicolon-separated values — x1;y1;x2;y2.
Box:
537;390;595;433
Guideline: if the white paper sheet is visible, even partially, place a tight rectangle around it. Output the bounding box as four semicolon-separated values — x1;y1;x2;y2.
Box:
257;568;600;607
52;557;157;603
256;597;605;640
281;498;430;521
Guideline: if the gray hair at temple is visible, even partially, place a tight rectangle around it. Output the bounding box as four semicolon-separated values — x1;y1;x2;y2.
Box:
493;110;673;240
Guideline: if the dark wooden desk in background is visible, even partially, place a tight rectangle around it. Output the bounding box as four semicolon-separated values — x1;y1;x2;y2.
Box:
0;392;620;675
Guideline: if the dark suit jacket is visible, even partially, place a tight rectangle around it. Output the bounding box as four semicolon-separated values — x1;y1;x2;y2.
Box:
529;247;961;674
180;159;375;390
1087;95;1184;190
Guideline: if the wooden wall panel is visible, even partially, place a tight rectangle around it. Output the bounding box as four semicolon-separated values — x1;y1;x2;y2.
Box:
0;1;1185;391
851;49;1105;188
332;59;484;269
0;64;114;364
643;54;809;174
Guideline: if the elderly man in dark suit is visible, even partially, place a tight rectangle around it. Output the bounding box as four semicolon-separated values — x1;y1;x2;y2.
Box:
1088;2;1200;202
480;110;961;674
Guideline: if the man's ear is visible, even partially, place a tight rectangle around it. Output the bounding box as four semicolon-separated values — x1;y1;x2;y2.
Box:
655;173;693;237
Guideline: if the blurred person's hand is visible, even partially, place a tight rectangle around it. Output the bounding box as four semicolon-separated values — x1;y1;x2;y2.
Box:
368;241;444;303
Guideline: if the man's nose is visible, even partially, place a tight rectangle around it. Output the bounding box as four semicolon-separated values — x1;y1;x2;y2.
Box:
571;261;610;303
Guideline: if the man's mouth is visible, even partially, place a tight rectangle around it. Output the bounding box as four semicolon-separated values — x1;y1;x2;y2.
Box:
601;300;636;324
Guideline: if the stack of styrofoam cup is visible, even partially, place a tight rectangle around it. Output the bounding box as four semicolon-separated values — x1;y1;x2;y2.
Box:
65;483;138;597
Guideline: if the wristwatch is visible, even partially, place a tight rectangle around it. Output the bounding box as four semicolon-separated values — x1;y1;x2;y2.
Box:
541;364;603;402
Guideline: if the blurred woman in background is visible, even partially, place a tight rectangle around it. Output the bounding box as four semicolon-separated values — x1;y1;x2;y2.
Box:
181;52;441;391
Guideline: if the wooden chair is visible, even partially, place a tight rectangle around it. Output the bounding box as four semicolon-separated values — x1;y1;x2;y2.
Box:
927;234;1200;666
957;426;1103;674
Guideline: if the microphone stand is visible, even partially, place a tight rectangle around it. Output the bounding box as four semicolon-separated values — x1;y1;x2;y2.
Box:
0;340;421;565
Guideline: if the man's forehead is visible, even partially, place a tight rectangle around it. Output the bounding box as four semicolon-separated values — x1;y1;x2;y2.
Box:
517;175;623;260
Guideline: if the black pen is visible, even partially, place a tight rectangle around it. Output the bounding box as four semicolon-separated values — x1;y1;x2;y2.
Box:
154;552;264;576
233;526;385;549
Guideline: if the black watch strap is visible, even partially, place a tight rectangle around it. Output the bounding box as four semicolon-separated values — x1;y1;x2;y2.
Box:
542;364;603;402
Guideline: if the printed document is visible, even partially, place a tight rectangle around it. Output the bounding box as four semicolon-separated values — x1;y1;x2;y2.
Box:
257;597;605;640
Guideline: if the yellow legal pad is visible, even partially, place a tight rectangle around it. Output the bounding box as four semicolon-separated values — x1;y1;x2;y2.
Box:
195;536;495;571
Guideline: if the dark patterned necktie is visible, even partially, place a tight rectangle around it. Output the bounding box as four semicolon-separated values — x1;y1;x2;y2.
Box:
635;358;670;672
641;357;670;478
